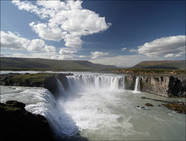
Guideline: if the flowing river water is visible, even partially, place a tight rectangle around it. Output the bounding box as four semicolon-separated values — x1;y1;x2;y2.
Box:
0;72;185;140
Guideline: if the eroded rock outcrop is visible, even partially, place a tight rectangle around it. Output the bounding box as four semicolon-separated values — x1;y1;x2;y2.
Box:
0;101;55;141
125;74;186;97
125;75;136;90
0;73;72;97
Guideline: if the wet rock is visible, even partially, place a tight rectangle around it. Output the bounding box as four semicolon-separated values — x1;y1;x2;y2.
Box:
6;100;25;109
44;76;59;95
163;103;186;114
168;76;186;97
125;75;136;90
0;101;55;141
136;106;149;110
145;103;154;107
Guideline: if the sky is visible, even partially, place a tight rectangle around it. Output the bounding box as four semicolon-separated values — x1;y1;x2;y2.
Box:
0;0;185;67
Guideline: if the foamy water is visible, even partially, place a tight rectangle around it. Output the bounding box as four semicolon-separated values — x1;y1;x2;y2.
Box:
0;72;185;140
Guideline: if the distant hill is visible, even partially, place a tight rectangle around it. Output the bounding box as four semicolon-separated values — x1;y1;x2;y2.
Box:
133;60;185;69
0;57;116;71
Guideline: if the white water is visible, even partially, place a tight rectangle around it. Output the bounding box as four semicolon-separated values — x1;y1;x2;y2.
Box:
0;72;185;140
133;76;140;93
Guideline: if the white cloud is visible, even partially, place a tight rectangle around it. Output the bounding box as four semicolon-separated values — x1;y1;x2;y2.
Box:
59;48;77;55
91;51;109;59
13;0;111;51
0;31;56;54
129;49;138;53
138;35;186;58
0;31;30;49
12;0;53;19
27;39;45;51
91;55;162;67
121;48;127;52
45;45;56;53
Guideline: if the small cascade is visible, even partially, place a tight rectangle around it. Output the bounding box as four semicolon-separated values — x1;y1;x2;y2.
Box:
56;79;66;97
133;76;140;93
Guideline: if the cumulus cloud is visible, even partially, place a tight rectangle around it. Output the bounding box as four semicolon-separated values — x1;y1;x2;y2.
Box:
27;39;45;51
13;0;111;51
45;45;56;53
1;31;30;49
121;48;127;52
138;35;186;58
0;31;56;53
91;51;109;59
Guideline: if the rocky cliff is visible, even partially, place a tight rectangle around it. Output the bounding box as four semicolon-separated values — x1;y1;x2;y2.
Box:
0;73;71;97
125;74;186;97
0;101;55;141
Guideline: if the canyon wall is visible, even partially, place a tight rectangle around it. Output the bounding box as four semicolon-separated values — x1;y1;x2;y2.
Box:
0;73;70;97
125;74;186;97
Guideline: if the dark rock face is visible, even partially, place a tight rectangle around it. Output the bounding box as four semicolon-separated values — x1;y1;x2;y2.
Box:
5;100;26;109
125;75;136;90
44;76;59;96
0;101;56;141
168;76;186;97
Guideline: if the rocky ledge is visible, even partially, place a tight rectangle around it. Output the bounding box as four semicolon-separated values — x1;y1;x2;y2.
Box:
0;73;72;97
0;101;55;140
0;101;88;141
125;74;186;97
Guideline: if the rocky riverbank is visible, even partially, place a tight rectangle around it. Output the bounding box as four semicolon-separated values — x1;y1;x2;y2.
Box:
141;96;186;114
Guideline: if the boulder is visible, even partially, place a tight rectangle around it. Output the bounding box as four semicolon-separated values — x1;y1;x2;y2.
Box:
145;103;154;107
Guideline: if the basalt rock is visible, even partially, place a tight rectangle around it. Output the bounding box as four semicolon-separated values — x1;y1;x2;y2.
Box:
168;76;186;97
0;101;56;141
125;75;136;90
125;74;186;97
0;73;71;97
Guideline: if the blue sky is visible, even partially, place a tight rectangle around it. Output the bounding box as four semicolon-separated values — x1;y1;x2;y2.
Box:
1;0;185;67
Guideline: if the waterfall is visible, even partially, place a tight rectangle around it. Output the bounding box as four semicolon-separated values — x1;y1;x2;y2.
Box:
56;79;66;97
66;73;126;91
27;73;127;138
133;76;140;93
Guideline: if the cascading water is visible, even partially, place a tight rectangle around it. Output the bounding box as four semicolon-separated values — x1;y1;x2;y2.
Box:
1;72;185;141
133;76;140;93
25;73;126;137
66;73;125;91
